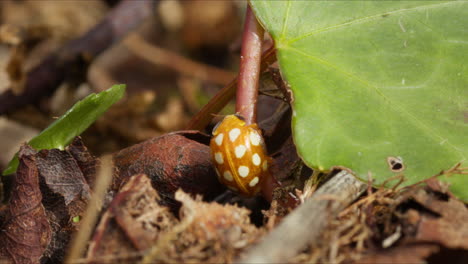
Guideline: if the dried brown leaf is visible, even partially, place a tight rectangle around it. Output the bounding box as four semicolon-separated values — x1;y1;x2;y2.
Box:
36;147;91;211
113;131;225;211
68;137;99;187
0;145;51;264
404;186;468;249
35;138;96;262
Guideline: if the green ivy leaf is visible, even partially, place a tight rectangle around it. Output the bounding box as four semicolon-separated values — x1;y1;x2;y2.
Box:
3;84;126;175
251;1;468;199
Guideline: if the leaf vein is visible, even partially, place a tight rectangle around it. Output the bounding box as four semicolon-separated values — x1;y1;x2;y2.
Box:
287;1;460;44
285;46;464;158
280;0;292;41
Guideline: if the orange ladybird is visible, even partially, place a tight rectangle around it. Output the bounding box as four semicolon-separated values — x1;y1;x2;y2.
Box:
210;114;270;196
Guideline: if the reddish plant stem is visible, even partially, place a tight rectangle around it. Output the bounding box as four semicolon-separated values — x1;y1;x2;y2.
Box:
0;0;153;115
236;5;294;206
235;5;264;125
187;4;296;206
185;46;276;131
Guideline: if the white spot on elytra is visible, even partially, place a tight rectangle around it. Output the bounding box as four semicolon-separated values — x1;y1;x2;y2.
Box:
249;177;259;187
229;128;241;142
238;166;249;177
214;152;224;164
250;131;261;146
215;133;224;146
252;153;261;166
235;145;247;158
262;160;268;171
223;171;233;181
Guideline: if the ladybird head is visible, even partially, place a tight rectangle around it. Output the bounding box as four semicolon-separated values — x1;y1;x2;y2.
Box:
212;114;245;136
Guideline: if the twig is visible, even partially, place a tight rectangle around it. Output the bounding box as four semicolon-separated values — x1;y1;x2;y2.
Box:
0;0;153;115
65;156;114;263
236;4;264;124
185;47;275;130
187;7;276;130
236;170;367;263
123;33;236;86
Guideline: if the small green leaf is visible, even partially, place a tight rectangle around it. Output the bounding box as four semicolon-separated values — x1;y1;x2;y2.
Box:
251;1;468;199
3;84;126;175
72;215;81;223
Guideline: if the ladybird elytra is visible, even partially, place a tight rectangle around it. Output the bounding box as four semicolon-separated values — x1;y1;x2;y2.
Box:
210;115;270;196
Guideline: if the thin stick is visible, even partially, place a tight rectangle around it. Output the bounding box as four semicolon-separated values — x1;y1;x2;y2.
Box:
124;34;236;86
236;4;264;124
65;156;114;263
187;3;276;130
236;170;367;263
185;46;276;131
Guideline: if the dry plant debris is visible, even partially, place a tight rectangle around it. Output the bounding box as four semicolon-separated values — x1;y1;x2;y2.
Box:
239;170;367;263
402;179;468;249
86;174;263;264
86;173;176;263
143;190;263;263
327;178;468;264
274;175;468;264
1;139;467;263
358;244;440;264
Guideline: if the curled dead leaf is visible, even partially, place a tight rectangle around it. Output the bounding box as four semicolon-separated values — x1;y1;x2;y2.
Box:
0;145;51;264
402;186;468;249
113;131;225;211
35;137;97;262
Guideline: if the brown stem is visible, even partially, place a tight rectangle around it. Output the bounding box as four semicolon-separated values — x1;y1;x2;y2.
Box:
185;46;276;131
0;0;154;115
123;34;236;86
237;170;367;263
235;4;264;125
